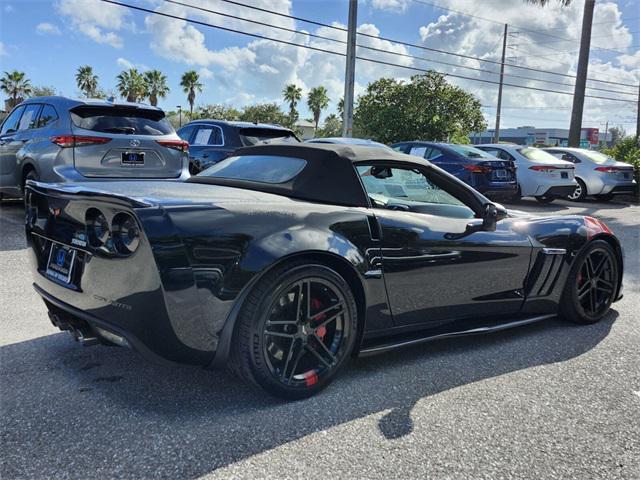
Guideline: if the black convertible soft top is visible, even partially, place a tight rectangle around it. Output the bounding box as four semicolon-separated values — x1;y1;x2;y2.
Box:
187;143;428;207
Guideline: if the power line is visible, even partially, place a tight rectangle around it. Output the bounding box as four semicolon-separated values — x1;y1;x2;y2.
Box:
409;0;635;56
162;0;636;96
101;0;638;104
178;0;638;89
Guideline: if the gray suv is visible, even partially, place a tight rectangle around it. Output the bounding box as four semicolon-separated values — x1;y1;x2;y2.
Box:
0;96;189;198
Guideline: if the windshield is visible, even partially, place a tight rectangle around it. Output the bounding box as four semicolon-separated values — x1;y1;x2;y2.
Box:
71;106;174;136
199;155;306;183
448;144;496;159
580;150;615;164
517;147;560;162
239;128;299;146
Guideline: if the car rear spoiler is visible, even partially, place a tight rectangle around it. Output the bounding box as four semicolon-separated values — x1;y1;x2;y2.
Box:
26;181;153;209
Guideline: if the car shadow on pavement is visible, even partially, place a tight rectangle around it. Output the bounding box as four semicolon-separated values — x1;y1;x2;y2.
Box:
0;310;617;478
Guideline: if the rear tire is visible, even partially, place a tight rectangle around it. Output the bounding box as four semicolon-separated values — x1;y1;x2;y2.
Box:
567;178;587;202
594;193;614;202
560;240;618;325
22;168;38;195
228;261;358;400
535;195;555;204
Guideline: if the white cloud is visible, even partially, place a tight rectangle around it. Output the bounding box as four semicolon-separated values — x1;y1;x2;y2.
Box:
116;57;134;69
0;42;7;56
371;0;410;13
414;1;639;132
56;0;132;48
617;51;640;69
198;67;214;79
36;22;61;36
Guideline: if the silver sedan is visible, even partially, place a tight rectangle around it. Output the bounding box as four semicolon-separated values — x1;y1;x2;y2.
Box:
544;147;636;201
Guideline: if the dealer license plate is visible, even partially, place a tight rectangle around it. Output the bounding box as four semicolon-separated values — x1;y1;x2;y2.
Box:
121;152;145;165
46;243;77;285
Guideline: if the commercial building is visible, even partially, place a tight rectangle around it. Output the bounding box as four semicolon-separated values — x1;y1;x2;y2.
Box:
470;126;611;148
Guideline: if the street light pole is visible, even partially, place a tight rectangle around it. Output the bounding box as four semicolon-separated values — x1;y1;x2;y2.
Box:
342;0;358;137
177;106;182;128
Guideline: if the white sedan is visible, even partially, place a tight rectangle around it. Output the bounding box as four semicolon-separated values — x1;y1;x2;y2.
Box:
476;144;577;203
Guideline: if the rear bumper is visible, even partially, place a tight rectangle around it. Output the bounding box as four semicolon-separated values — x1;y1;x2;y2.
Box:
603;183;637;196
541;185;576;197
48;165;191;183
34;283;180;366
478;182;518;199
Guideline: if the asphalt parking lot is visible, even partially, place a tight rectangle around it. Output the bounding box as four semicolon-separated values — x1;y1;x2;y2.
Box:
1;197;638;479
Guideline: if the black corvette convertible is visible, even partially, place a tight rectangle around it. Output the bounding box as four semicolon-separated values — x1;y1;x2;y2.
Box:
25;144;624;399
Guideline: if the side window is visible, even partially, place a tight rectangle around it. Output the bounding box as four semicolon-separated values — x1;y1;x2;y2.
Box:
426;147;442;160
409;145;428;158
36;105;58;128
177;125;195;142
17;104;42;131
0;106;26;135
356;165;475;218
495;149;515;161
562;153;580;163
392;143;408;153
192;125;223;146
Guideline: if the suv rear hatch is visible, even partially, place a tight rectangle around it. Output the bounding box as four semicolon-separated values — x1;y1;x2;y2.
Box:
69;104;185;179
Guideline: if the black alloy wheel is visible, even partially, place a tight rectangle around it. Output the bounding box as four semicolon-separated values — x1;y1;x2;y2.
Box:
230;263;357;399
561;240;618;324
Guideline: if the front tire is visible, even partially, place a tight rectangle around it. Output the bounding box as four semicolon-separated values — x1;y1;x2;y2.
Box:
560;240;618;324
568;178;587;202
229;262;358;399
535;195;555;204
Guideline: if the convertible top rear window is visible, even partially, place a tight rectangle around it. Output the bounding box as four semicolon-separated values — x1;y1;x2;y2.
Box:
199;155;306;184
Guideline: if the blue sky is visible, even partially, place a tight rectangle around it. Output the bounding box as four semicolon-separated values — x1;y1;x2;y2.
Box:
1;0;638;134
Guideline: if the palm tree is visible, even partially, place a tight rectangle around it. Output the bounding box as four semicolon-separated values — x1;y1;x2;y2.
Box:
1;70;32;108
75;65;98;98
180;70;203;118
144;69;169;107
116;68;146;103
307;86;330;133
282;83;302;127
337;97;344;118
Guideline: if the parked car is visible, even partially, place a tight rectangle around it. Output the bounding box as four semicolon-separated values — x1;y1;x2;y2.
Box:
27;143;623;399
391;141;518;201
0;97;189;199
177;120;299;174
475;144;576;203
306;136;394;150
543;147;637;201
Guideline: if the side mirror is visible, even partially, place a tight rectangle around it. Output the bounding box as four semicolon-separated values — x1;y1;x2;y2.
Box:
482;202;508;231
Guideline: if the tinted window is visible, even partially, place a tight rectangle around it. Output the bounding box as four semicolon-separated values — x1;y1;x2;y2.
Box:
409;145;429;158
70;106;174;136
239;128;298;146
177;125;195;142
37;105;58;128
0;106;25;135
199;155;306;183
17;104;42;131
448;144;496;159
426;147;442;160
580;150;615;164
192;125;223;146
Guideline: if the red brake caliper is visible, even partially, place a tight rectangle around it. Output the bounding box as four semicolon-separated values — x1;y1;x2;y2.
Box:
310;298;327;339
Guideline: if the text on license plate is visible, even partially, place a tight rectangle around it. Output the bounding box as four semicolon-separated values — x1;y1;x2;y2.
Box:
122;152;145;165
494;169;507;179
46;243;77;284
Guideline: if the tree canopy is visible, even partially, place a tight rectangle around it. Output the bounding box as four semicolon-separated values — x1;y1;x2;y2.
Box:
353;72;487;144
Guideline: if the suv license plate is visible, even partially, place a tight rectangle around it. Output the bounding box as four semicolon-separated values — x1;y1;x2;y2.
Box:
561;171;568;179
122;152;145;165
46;243;77;285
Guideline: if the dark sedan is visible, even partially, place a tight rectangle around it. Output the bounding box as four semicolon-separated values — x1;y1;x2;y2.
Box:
177;120;299;174
26;144;623;399
391;141;518;200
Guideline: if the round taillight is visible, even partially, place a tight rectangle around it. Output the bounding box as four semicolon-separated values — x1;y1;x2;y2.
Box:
86;208;109;247
112;212;140;255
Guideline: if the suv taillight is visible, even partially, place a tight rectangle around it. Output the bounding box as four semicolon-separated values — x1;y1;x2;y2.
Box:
51;135;111;148
156;139;189;152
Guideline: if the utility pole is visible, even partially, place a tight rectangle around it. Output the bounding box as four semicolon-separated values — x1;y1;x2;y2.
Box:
494;23;508;143
604;120;608;147
636;82;640;143
568;0;595;147
342;0;357;137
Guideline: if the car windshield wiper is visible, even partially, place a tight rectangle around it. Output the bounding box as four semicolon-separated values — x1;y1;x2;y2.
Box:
102;127;136;134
